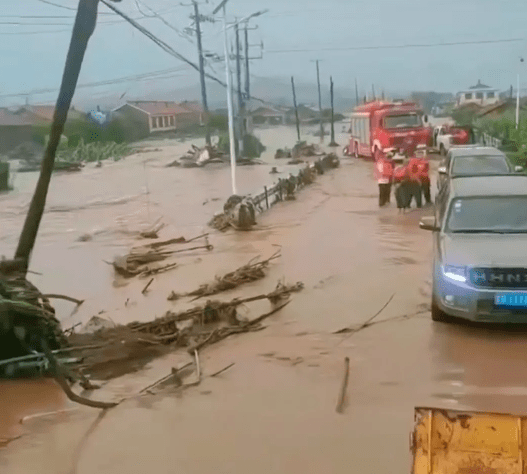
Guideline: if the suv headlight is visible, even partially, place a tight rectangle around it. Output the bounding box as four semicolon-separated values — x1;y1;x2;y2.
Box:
442;265;467;283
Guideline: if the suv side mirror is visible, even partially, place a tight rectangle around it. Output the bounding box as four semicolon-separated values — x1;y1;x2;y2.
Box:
419;216;439;232
515;165;524;172
438;166;447;175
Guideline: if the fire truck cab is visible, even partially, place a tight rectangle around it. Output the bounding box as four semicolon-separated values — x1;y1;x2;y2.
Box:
347;101;432;161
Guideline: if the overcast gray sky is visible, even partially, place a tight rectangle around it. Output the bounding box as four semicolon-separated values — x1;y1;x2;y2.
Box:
1;0;526;107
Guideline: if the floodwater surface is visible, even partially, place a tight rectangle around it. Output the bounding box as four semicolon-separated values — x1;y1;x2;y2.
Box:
3;126;527;473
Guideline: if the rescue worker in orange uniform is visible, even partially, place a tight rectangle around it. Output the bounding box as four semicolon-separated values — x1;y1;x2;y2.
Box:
375;150;394;207
415;145;432;205
406;153;423;209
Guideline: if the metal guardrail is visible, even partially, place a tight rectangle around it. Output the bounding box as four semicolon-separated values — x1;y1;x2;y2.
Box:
472;128;503;149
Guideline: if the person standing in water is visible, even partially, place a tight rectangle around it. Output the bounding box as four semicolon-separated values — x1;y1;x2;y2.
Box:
375;150;394;207
392;154;410;213
406;153;423;209
416;145;432;205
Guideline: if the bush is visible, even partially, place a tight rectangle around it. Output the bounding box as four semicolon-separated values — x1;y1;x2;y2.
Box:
217;133;265;159
209;114;228;132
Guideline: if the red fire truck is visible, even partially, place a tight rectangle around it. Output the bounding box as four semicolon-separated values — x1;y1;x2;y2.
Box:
345;101;432;161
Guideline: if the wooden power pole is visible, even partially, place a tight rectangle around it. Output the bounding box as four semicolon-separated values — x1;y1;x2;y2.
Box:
291;76;301;142
15;0;103;264
329;76;338;147
314;60;324;142
192;1;211;147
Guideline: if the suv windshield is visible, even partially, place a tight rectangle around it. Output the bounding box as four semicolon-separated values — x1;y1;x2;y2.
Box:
451;155;510;175
446;196;527;233
384;114;422;129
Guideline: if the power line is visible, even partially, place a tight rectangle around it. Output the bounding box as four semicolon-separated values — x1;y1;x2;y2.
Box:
0;28;71;35
135;0;194;44
36;0;76;10
99;0;272;107
266;38;524;54
0;5;181;34
0;65;192;99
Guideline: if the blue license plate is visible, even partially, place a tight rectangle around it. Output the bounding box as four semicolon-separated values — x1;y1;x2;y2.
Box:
495;293;527;307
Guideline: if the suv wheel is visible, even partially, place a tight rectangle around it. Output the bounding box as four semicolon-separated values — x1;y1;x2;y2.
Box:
431;295;449;323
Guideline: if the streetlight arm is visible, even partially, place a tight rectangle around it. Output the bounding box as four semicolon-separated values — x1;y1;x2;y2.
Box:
224;9;268;30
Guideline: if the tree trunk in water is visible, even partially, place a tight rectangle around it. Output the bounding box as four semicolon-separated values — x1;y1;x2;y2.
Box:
14;0;100;266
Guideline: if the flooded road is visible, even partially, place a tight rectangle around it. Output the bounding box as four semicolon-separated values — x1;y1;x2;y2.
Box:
3;126;527;473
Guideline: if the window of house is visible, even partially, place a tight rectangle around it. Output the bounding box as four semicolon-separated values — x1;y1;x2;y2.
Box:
487;92;495;99
151;117;157;129
158;117;163;128
476;92;483;99
465;93;472;100
170;116;175;127
164;116;169;127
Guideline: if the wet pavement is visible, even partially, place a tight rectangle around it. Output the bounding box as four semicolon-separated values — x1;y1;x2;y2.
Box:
2;126;527;473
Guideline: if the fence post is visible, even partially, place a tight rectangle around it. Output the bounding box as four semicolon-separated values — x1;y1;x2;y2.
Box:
264;186;269;209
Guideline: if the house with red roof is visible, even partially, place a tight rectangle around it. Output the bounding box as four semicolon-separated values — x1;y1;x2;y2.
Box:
111;100;204;135
0;105;85;153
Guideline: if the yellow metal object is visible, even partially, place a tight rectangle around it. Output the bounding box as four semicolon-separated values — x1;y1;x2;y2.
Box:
412;407;526;474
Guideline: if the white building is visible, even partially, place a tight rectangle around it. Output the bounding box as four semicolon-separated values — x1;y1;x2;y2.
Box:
456;80;499;107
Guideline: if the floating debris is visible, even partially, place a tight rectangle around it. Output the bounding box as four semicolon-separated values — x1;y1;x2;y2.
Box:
168;251;281;301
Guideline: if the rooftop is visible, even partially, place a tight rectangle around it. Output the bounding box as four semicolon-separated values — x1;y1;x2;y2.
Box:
126;101;190;115
25;105;85;122
469;80;492;90
457;80;498;93
452;175;527;197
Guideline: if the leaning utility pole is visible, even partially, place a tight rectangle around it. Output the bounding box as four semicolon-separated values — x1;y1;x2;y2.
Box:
16;0;103;264
313;60;324;142
329;76;338;147
291;76;301;142
192;1;211;146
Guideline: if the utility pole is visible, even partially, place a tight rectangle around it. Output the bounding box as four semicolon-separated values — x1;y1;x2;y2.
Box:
517;57;524;130
355;78;359;106
192;1;211;146
516;73;520;129
214;0;237;195
211;3;267;195
16;0;102;263
244;26;250;100
372;84;376;101
291;76;301;142
313;60;324;142
235;23;244;155
329;76;338;147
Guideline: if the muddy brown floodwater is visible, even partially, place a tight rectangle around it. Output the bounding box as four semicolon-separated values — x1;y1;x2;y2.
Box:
3;126;527;473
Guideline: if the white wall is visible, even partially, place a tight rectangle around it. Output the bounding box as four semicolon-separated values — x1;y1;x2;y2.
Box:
457;90;499;107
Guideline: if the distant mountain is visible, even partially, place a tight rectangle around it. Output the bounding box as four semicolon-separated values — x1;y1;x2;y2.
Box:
72;76;415;113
